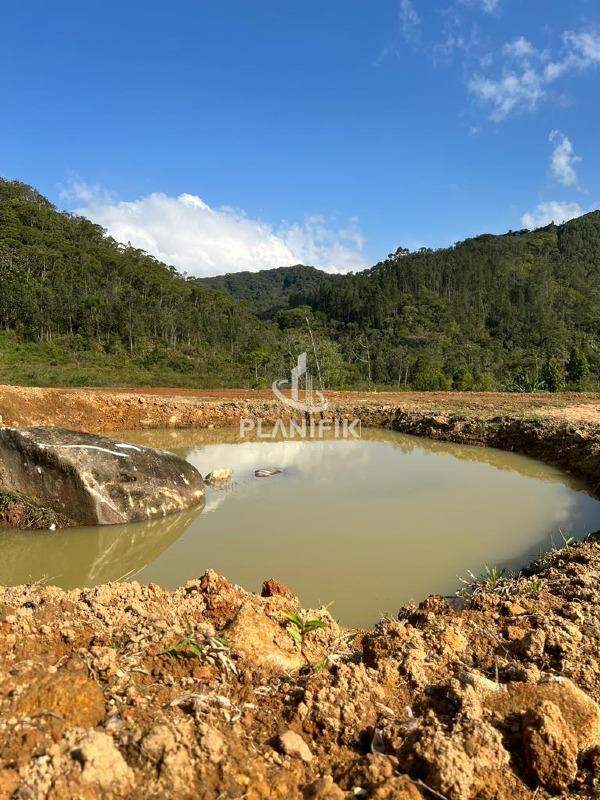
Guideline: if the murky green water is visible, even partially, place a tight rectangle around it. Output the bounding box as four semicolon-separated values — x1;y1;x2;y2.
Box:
2;428;600;626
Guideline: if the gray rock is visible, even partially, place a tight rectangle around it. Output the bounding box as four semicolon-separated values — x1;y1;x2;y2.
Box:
0;427;204;525
205;468;233;486
255;468;282;478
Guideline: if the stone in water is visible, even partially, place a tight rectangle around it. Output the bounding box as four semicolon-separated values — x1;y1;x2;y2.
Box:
255;468;282;478
205;468;233;486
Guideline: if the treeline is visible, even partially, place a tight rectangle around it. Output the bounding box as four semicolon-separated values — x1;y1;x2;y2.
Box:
1;176;599;390
0;179;344;387
221;214;600;391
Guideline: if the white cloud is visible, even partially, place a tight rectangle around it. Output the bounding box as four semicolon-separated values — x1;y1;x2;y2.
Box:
470;29;600;120
521;201;583;229
61;181;366;276
565;30;600;63
549;130;581;187
503;36;536;61
399;0;420;40
469;69;544;120
460;0;500;14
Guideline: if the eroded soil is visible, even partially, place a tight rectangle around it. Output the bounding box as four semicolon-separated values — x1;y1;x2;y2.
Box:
2;543;600;799
2;386;600;797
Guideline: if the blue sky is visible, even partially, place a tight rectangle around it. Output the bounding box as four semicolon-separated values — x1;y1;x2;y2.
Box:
1;0;599;274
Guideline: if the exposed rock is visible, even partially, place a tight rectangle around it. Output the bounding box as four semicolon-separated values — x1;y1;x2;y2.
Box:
261;577;293;599
198;722;226;764
255;468;282;478
15;669;105;728
485;677;600;752
369;776;423;800
401;719;510;800
278;730;313;763
519;629;546;660
141;724;177;764
204;468;233;486
141;725;196;789
71;730;133;789
0;426;204;525
223;600;305;671
303;775;345;799
521;700;578;792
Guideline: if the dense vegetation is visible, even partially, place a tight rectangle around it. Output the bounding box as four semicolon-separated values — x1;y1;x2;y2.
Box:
1;176;599;390
200;265;325;317
200;215;600;391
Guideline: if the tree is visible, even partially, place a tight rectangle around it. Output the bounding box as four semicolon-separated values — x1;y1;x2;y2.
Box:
566;346;590;388
411;357;451;391
453;365;474;391
541;357;565;392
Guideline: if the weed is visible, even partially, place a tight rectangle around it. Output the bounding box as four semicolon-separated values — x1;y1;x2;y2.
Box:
558;531;575;548
458;564;510;597
282;610;326;646
481;565;507;590
160;618;238;675
314;630;357;670
521;576;543;596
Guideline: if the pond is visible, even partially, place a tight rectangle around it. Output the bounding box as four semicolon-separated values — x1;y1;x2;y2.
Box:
2;428;600;626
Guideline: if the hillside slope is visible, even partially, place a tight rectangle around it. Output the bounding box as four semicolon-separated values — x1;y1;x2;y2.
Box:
0;175;599;390
198;264;327;316
207;214;600;389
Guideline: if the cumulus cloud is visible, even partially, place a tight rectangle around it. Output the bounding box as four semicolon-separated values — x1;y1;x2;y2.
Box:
549;131;581;187
521;201;583;229
61;181;366;276
469;29;600;120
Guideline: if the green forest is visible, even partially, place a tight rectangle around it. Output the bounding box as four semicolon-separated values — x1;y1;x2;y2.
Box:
1;176;599;391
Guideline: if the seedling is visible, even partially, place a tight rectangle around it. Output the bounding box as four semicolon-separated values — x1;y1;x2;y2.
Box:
481;564;507;590
458;564;510;597
159;618;237;675
521;576;543;596
282;610;326;646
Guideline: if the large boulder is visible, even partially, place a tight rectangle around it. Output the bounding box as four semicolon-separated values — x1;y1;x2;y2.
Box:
0;427;204;525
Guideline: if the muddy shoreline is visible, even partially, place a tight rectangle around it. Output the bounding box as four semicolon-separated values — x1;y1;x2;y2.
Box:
1;384;600;494
2;386;600;797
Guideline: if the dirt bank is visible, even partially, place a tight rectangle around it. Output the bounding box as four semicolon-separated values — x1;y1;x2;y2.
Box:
2;540;600;799
1;385;600;495
2;386;600;797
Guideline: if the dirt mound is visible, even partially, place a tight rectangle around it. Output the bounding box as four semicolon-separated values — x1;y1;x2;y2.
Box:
0;540;599;797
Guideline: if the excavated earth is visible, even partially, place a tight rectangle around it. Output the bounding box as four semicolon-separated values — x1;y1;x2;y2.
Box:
2;386;600;797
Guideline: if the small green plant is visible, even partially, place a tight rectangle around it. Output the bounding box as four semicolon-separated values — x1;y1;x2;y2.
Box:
481;564;507;590
458;564;510;597
282;610;326;646
558;531;575;548
159;618;237;675
521;576;543;596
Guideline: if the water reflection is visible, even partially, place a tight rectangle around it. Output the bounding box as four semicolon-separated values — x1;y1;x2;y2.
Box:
0;505;203;587
1;428;599;627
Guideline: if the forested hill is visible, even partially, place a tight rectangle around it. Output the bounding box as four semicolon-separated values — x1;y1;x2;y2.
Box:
203;213;600;390
0;174;599;391
198;265;327;316
0;178;280;386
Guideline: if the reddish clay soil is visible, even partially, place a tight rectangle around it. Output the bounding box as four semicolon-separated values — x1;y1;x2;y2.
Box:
2;386;600;797
2;544;600;799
